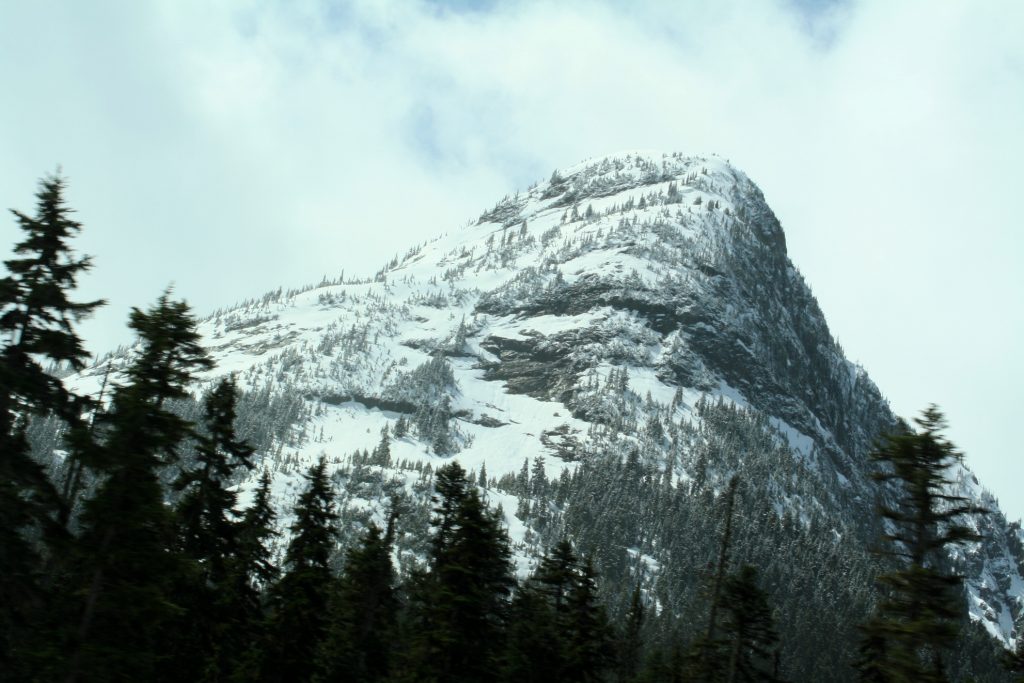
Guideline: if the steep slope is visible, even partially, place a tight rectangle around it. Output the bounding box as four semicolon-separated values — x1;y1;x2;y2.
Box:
63;151;1024;679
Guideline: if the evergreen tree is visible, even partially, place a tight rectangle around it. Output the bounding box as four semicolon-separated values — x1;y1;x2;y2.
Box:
260;457;339;683
688;475;741;682
0;174;102;678
228;470;279;682
503;540;614;683
175;377;255;579
235;469;279;591
563;556;615;682
314;515;397;683
59;292;212;683
618;584;646;682
719;565;781;683
1004;643;1024;682
169;376;256;681
856;407;986;683
406;461;514;682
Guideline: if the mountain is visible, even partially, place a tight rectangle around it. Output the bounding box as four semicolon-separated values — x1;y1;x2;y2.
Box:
62;151;1024;679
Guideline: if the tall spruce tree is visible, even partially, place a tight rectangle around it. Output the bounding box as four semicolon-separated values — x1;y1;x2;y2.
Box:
59;292;212;683
856;406;986;683
503;540;614;683
228;470;280;682
720;565;781;683
260;457;339;683
618;584;646;683
688;475;741;682
406;461;514;683
169;376;256;681
563;555;615;682
235;468;279;591
314;515;398;683
0;174;102;678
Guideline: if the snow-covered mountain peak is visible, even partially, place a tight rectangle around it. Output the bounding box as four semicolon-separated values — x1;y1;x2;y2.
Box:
64;153;1024;652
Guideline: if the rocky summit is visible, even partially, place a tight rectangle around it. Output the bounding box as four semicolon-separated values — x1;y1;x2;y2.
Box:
63;151;1024;680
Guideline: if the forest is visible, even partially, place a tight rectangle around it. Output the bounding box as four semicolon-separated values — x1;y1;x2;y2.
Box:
2;174;1022;683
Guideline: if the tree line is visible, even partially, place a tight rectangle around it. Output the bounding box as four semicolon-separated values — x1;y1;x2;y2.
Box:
2;173;1021;682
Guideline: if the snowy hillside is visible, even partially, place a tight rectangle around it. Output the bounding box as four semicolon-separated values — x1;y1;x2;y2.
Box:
63;151;1024;675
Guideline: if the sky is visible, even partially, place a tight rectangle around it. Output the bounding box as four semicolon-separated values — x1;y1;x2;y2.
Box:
1;0;1022;518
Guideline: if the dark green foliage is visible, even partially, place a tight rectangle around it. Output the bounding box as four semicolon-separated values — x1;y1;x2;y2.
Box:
0;174;102;678
857;407;987;683
169;376;258;681
618;585;646;682
175;377;256;577
236;469;280;591
1006;645;1024;682
315;518;397;682
719;565;782;682
503;540;615;683
59;292;213;682
260;458;339;683
404;462;514;682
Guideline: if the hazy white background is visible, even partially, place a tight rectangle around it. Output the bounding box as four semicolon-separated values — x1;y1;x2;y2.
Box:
1;0;1022;517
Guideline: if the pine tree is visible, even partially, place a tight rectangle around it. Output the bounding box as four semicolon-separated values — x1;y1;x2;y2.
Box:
260;457;339;683
406;461;514;682
59;292;213;683
314;514;397;683
856;406;986;683
0;174;103;678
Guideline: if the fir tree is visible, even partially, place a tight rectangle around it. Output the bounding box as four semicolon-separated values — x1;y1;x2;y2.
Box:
175;376;256;585
261;457;339;683
856;407;986;683
0;174;102;678
618;584;646;682
504;540;614;683
406;461;514;682
229;470;279;682
314;513;397;683
235;469;279;591
60;292;213;683
689;475;741;682
169;376;256;681
563;555;615;682
720;565;781;683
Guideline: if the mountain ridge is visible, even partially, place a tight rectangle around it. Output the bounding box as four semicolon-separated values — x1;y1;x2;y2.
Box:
60;150;1024;676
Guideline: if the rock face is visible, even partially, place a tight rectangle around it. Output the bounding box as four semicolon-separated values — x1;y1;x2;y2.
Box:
64;151;1024;680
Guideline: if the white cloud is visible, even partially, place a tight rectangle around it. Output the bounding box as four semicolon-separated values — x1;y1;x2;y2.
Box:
1;0;1021;516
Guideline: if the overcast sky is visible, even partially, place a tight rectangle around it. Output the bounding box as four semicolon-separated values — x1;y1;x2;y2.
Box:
1;0;1022;518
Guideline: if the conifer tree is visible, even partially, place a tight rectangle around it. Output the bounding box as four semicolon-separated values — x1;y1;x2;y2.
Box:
618;584;646;682
0;174;102;677
503;540;614;683
720;565;781;683
235;469;279;591
856;406;986;683
314;514;397;683
169;376;256;681
60;292;212;683
563;556;615;682
229;470;279;682
260;457;339;683
689;475;740;682
407;461;514;683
